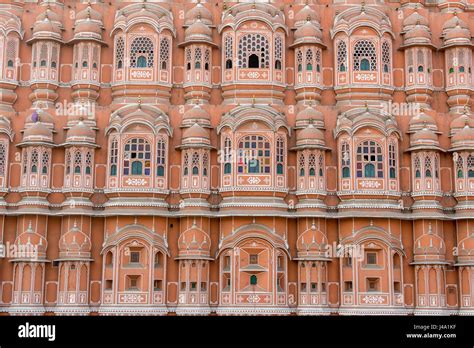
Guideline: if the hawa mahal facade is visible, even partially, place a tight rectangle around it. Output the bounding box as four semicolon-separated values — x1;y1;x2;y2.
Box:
0;0;473;316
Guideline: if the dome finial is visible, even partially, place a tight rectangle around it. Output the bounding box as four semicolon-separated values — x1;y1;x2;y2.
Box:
138;96;142;109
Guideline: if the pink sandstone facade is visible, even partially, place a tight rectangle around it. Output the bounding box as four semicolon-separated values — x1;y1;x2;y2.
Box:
0;0;473;316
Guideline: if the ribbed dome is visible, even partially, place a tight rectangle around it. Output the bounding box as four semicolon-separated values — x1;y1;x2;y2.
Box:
294;5;318;25
66;120;95;143
23;122;53;142
296;124;326;148
127;6;160;22
403;10;429;29
295;105;324;129
410;127;439;147
184;19;212;42
76;5;102;21
444;24;471;42
182;123;210;146
74;19;102;36
451;113;474;130
37;7;61;23
185;3;212;26
443;14;468;33
404;25;432;44
33;17;62;37
294;20;322;44
409;111;437;133
452;124;474;145
182;104;211;128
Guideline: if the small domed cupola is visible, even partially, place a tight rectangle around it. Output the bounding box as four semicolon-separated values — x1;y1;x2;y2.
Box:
20;122;54;145
408;109;439;133
27;7;64;44
294;124;327;150
295;105;325;130
64;120;97;146
179;123;212;149
181;103;212;129
407;127;443;152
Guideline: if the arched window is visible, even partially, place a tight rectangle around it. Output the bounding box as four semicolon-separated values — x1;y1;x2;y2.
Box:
130;37;154;68
276;137;284;175
131;161;142;175
382;41;391;73
248;54;259;68
6;39;16;70
109;138;118;176
85;151;92;175
337;41;347;72
183;152;189;176
424;156;432;178
92;47;99;70
238;34;269;69
156;138;166;177
297;49;303;72
40;43;48;67
309;154;316;176
250;275;257;285
457;155;464;178
116;37;124;70
192;152;199;175
224;137;232;174
203;153;208;176
42;152;49;174
137;56;147;68
185;48;191;71
414;156;421;178
341;142;350;178
31;150;39;173
416;49;424;74
204;49;210;71
353;40;377;71
160;37;170;70
0;142;5;176
237;135;271;174
318;153;324;177
65;151;71;175
356;141;383;178
306;49;313;71
315;49;321;73
74;151;82;174
82;45;89;68
224;35;233;70
299;153;305;176
389;143;397;179
51;46;58;69
274;35;283;70
123;138;151;176
22;151;27;174
194;47;202;69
